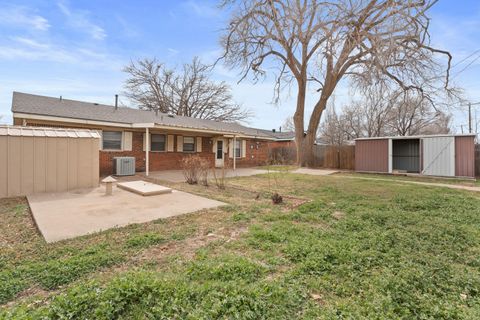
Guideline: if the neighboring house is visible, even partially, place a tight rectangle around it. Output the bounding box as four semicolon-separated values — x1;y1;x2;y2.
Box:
256;129;296;149
11;92;282;175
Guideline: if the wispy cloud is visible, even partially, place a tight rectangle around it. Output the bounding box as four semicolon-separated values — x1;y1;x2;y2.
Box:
0;6;50;31
168;48;180;56
0;36;123;71
57;0;106;40
11;36;49;49
182;0;219;18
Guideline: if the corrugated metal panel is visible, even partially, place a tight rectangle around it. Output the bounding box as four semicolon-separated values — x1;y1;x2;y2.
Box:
0;134;99;198
392;139;420;172
0;125;100;138
422;136;455;177
455;136;475;178
355;139;388;172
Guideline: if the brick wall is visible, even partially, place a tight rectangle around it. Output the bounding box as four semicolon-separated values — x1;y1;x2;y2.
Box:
224;139;270;168
14;117;274;174
101;132;215;176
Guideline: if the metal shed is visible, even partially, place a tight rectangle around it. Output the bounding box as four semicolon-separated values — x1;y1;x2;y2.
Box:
355;134;476;178
0;125;100;198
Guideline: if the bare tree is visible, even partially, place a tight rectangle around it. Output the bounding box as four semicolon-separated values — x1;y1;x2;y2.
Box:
220;0;452;166
318;106;348;145
387;90;451;136
281;116;295;132
319;87;452;141
123;57;251;122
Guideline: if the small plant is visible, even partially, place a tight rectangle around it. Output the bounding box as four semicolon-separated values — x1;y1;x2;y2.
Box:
212;163;229;189
181;155;210;185
271;192;283;204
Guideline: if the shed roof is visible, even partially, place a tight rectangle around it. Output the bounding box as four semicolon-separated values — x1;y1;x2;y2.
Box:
0;125;100;138
11;92;273;139
355;134;476;141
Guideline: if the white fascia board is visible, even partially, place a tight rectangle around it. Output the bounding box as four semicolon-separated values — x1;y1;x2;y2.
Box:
132;123;155;128
13;113;133;128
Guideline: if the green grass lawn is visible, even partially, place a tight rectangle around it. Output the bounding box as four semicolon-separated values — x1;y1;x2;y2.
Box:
1;173;480;319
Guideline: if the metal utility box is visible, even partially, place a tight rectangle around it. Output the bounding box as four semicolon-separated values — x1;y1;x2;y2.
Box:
113;157;135;176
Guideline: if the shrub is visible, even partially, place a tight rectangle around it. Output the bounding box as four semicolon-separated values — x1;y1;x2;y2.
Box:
181;155;210;185
126;233;165;249
212;165;229;189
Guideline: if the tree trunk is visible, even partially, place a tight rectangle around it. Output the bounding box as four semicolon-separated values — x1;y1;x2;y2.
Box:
294;80;307;166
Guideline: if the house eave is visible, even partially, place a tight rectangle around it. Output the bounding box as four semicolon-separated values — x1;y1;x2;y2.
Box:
12;112;275;140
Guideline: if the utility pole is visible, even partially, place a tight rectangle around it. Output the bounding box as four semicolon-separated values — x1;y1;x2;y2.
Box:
468;102;472;133
461;101;480;134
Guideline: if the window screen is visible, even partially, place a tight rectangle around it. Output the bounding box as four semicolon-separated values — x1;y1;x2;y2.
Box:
183;136;195;152
103;131;122;150
151;134;166;151
235;140;241;158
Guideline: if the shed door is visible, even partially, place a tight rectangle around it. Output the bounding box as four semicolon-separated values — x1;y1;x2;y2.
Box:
422;137;455;177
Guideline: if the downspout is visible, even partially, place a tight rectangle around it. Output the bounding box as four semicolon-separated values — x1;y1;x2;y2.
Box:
146;127;149;176
233;135;236;171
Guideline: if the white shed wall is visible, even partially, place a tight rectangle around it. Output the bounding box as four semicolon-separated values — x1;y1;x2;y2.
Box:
422;136;455;177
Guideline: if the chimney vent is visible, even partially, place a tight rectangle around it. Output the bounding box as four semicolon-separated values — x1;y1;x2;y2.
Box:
272;129;276;133
60;96;62;102
114;94;118;109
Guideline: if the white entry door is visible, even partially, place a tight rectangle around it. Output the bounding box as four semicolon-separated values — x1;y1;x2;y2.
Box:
215;139;224;167
422;136;455;177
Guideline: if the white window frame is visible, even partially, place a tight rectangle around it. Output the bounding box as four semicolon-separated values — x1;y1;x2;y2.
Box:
235;139;241;158
102;131;122;151
150;134;166;152
183;136;196;153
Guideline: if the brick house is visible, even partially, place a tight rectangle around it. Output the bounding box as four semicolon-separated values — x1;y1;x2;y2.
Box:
11;92;292;176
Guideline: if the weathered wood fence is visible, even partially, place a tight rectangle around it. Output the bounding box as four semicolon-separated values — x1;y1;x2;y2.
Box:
312;145;355;169
268;144;355;170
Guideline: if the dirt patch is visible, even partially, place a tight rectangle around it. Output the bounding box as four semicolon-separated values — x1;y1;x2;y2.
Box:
332;211;345;220
133;225;249;264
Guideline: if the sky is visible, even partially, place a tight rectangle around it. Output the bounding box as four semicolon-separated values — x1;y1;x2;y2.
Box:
1;0;480;133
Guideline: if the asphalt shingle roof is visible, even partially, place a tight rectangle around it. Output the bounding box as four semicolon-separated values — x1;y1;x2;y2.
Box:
11;92;275;138
255;129;295;140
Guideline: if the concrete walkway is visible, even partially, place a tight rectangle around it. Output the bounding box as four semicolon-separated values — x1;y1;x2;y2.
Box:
143;168;269;183
340;176;480;193
291;168;339;176
28;186;225;243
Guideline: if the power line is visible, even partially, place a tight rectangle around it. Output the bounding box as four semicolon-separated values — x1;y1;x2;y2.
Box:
451;48;480;69
451;54;480;80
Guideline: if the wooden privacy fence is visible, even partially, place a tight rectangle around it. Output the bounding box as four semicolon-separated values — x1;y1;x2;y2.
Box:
268;144;355;170
0;126;100;198
313;145;355;169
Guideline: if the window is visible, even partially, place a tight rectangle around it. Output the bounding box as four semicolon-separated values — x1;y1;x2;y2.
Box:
183;136;195;152
216;140;223;159
151;134;166;152
102;131;122;150
234;140;241;158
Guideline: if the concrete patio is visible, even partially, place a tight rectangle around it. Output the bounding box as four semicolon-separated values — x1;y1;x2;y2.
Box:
143;167;269;183
28;186;225;243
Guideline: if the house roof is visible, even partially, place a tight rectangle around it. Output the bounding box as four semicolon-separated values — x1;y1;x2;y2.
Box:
255;128;296;141
11;92;275;139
